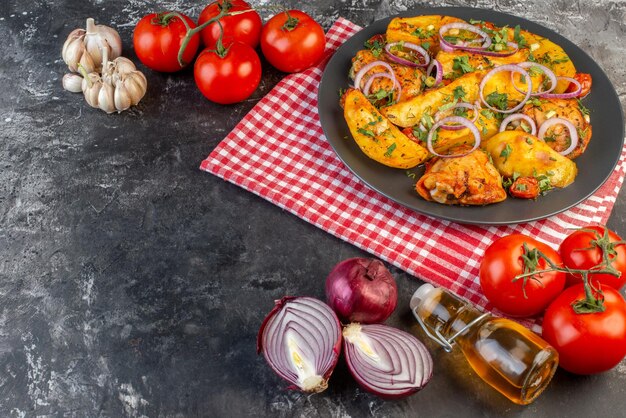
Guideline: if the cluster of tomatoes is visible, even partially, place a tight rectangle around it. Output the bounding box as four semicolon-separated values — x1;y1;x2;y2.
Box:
479;226;626;375
132;0;326;104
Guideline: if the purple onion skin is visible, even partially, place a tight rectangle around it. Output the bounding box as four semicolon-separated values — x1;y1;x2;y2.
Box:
325;258;398;323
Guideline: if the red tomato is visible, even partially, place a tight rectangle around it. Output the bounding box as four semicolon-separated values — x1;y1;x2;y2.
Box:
509;177;540;199
133;12;200;72
197;0;262;48
194;42;261;104
479;234;566;317
542;284;626;374
559;226;626;290
566;73;592;98
260;10;326;73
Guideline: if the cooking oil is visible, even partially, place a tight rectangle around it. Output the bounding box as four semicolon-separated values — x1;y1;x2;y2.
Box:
410;284;558;405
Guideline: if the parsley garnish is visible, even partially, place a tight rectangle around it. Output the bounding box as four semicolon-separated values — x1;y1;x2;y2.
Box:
535;173;553;194
421;41;431;50
453;86;467;101
486;91;509;111
480;109;495;119
500;143;513;162
543;135;556;142
516;183;528;191
528;97;543;107
412;27;435;39
453;107;469;118
364;39;384;57
452;56;474;74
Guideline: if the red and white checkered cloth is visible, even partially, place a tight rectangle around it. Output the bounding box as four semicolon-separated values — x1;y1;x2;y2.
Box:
201;18;626;311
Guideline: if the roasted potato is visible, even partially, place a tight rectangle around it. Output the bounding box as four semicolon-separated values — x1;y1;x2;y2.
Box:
381;71;486;128
436;49;530;82
481;131;577;188
343;89;429;169
386;15;465;55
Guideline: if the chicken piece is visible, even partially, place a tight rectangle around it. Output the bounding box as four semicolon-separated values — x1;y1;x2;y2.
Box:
350;49;424;103
343;89;429;169
521;98;591;159
481;131;577;188
416;147;507;205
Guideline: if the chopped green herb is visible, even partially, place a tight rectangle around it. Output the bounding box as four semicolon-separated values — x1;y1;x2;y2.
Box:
364;39;384;57
453;107;469;118
439;100;459;112
406;170;417;179
500;143;513;162
453;56;474;74
528;97;543;107
543;135;556;142
513;25;528;48
384;142;397;157
357;128;375;137
480;109;495;119
338;88;346;98
413;125;428;142
453;86;467;101
525;134;533;142
412;27;435;39
577;99;590;117
421;41;431;50
528;66;543;77
535;173;552;194
516;183;528;191
486;91;509;111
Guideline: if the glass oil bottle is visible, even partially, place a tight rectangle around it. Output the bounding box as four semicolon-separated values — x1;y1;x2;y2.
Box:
410;284;559;405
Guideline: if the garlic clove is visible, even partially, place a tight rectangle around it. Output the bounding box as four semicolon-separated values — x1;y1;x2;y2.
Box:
97;81;116;114
84;18;122;64
64;39;85;72
113;57;137;74
114;83;132;112
78;51;96;75
82;73;102;108
62;73;83;93
122;73;147;105
62;28;85;60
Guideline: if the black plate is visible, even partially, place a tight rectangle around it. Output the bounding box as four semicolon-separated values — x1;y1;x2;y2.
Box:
318;7;625;225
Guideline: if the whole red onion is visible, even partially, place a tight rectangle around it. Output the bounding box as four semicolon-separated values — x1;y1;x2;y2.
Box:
325;258;398;323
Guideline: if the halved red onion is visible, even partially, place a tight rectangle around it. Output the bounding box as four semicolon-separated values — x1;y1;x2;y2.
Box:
537;117;579;156
434;102;478;130
257;297;342;393
480;64;531;114
353;60;401;101
342;323;433;399
511;62;557;96
384;42;430;68
499;113;537;136
427;116;481;158
439;22;491;52
538;76;582;99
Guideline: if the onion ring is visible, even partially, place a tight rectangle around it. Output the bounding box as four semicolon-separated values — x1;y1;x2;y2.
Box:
510;62;557;96
434;102;478;130
499;113;538;136
479;64;532;114
353;60;402;102
537;117;579;156
538;76;582;99
425;59;443;87
439;22;491;51
384;42;430;68
426;116;482;158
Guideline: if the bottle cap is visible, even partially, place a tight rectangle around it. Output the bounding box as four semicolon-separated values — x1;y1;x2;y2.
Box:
409;283;436;312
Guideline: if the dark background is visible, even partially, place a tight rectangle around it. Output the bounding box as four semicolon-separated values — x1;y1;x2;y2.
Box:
1;0;625;417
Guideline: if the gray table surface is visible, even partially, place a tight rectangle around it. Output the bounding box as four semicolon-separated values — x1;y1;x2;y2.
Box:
1;0;625;417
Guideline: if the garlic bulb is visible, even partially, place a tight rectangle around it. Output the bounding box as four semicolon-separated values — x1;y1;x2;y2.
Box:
81;51;147;114
62;18;122;74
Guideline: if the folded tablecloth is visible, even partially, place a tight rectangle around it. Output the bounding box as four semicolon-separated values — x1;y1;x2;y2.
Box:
201;18;626;312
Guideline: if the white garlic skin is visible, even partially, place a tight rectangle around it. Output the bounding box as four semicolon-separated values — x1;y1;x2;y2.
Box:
62;73;84;93
61;18;122;74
